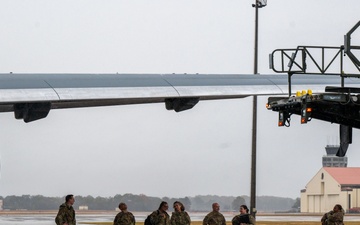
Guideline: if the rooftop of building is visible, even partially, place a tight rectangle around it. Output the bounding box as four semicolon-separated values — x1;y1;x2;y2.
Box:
324;167;360;185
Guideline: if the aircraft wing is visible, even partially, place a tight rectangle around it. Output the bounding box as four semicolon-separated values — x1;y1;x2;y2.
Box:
1;73;359;122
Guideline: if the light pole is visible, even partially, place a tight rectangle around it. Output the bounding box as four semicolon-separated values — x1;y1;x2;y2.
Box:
250;0;267;218
252;0;266;74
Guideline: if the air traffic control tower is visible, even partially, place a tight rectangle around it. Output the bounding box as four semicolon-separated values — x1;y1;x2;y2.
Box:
322;145;348;167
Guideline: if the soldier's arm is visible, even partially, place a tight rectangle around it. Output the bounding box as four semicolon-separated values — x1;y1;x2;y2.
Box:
221;215;226;225
56;209;66;225
327;213;336;222
74;210;76;225
166;213;171;225
203;215;209;225
170;213;175;225
185;212;191;225
325;211;333;222
113;214;119;225
56;214;65;225
327;214;333;222
231;216;238;225
132;213;136;225
329;211;344;222
150;211;159;225
321;213;327;222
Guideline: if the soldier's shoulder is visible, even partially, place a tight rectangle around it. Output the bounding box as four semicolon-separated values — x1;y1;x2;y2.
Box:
334;211;344;217
151;210;159;215
216;212;225;216
58;203;67;210
173;211;185;216
115;212;123;216
207;211;218;217
232;214;240;219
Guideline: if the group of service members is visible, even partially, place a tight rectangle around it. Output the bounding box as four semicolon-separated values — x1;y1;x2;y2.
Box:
54;195;346;225
114;201;255;225
54;195;255;225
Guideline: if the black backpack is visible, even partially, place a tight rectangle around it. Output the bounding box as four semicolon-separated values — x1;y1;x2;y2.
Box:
144;210;159;225
144;215;152;225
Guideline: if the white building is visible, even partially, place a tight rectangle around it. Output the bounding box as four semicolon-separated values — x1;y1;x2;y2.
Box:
301;167;360;213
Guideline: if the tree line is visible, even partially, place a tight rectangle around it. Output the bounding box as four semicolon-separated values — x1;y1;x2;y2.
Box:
0;194;297;212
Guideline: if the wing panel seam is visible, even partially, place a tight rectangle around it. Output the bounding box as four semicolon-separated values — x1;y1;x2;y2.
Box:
266;78;286;94
43;80;61;100
160;75;181;97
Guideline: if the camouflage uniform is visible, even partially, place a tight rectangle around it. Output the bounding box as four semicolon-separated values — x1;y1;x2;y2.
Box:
203;211;226;225
231;214;255;225
321;210;344;225
171;211;191;225
113;211;136;225
150;210;170;225
55;203;76;225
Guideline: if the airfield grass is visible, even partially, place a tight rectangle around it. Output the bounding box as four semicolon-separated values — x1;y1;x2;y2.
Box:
79;221;359;225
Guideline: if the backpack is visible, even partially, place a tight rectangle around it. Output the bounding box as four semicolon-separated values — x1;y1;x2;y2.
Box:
144;210;159;225
144;214;152;225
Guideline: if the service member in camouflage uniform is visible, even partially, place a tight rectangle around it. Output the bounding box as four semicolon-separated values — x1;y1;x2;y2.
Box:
113;202;136;225
150;201;170;225
55;194;76;225
231;205;255;225
321;204;344;225
203;203;226;225
170;201;191;225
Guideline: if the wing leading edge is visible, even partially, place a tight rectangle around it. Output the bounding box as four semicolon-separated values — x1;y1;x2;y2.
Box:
0;73;359;122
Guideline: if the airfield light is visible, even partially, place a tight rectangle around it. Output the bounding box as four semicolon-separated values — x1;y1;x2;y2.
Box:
252;0;267;8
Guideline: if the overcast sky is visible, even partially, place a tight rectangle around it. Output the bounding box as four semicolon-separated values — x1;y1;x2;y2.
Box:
0;0;360;201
